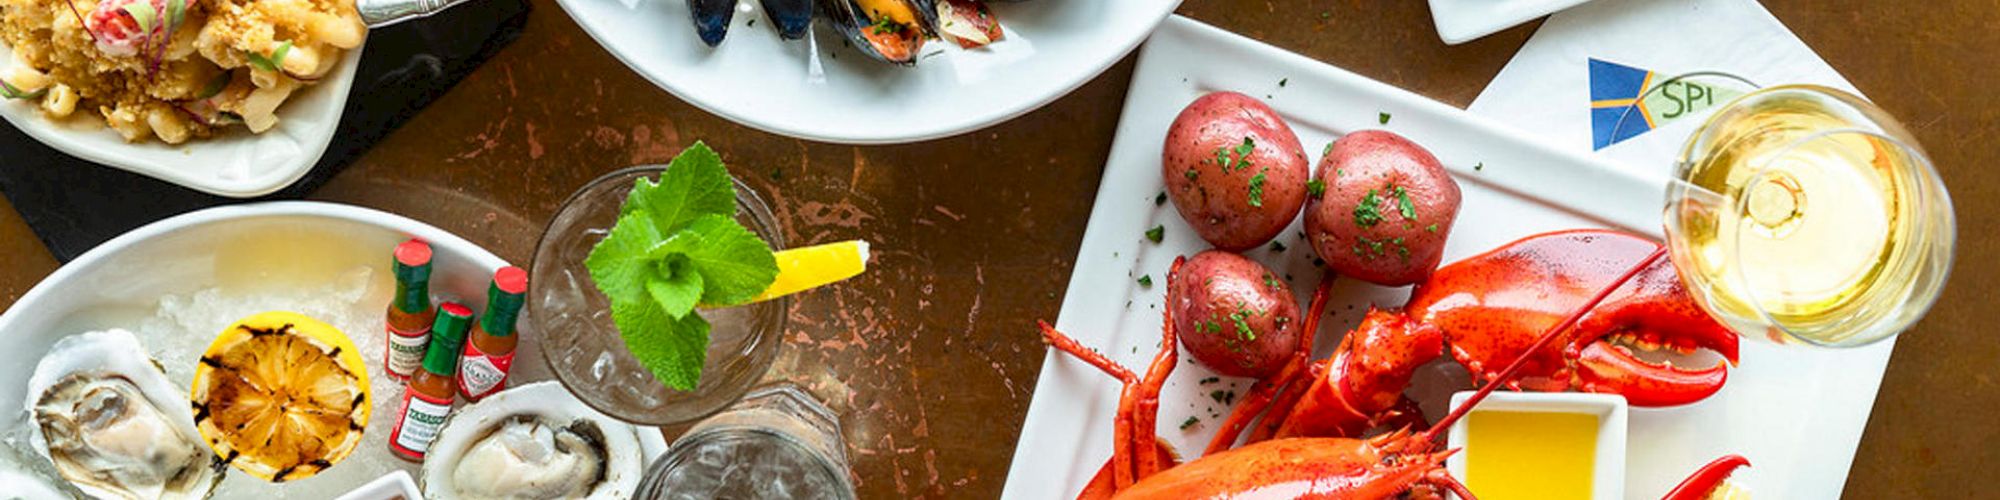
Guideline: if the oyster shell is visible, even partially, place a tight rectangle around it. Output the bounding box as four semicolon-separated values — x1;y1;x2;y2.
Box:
420;382;644;500
23;329;224;500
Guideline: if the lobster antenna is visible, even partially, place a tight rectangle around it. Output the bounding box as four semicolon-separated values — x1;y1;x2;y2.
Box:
1418;246;1669;445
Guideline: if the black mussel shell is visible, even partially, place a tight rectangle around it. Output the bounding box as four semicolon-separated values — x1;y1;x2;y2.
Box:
759;0;814;39
690;0;736;47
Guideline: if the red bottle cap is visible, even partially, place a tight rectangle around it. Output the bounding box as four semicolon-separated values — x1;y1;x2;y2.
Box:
493;266;528;295
395;239;433;267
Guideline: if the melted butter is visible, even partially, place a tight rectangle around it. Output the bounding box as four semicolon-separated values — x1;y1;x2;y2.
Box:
1466;411;1598;500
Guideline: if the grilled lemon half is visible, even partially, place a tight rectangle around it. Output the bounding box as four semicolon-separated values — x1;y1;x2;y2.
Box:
191;311;371;482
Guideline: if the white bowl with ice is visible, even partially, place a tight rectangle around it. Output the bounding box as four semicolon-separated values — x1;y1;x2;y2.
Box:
0;201;666;496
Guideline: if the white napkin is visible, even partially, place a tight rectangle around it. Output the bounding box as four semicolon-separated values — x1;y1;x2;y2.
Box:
1466;1;1891;499
1470;0;1857;172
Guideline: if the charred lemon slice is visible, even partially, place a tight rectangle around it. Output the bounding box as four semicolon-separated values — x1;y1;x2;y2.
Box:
191;311;370;482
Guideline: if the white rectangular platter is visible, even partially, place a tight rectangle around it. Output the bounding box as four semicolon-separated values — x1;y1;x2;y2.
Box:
1002;16;1894;499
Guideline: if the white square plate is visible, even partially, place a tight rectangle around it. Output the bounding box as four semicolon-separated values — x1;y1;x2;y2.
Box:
0;41;363;198
1002;16;1892;499
1428;0;1595;45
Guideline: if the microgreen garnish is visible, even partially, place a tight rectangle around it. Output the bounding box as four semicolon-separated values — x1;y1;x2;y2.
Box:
246;41;294;74
585;142;778;391
1305;179;1326;198
61;0;97;44
0;79;46;100
1378;112;1391;125
1246;169;1267;208
1137;275;1153;287
1145;225;1164;243
121;3;157;42
197;71;231;99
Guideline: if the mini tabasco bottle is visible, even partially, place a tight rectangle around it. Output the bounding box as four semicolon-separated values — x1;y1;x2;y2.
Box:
389;302;471;462
458;266;526;401
384;239;437;381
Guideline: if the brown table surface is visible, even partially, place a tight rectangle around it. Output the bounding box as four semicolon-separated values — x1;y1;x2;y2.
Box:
1;1;1993;497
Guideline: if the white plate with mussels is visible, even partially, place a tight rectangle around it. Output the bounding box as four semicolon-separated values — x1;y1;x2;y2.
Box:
0;202;666;498
554;0;1182;144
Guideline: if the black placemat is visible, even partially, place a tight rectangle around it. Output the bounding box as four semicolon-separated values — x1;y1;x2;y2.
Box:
0;0;531;261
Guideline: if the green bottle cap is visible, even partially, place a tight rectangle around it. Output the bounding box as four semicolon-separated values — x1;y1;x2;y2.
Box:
392;240;433;314
480;266;527;337
422;302;473;375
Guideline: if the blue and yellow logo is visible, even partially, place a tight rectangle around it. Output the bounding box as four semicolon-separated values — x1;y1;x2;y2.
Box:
1589;58;1752;150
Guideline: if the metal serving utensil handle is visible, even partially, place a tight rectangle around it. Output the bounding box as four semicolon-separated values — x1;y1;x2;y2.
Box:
358;0;473;28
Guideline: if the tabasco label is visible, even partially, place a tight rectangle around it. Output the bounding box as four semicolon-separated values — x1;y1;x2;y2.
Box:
388;388;453;458
457;342;513;401
385;324;430;380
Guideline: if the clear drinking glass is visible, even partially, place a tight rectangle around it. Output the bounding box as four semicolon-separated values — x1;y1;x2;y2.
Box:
1662;85;1956;347
528;166;790;425
633;384;857;500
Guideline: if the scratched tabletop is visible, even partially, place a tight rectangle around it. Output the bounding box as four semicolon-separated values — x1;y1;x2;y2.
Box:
0;1;1993;497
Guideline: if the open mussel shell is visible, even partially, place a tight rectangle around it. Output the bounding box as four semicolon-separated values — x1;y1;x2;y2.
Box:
689;0;736;47
759;0;814;39
816;0;932;65
420;381;646;500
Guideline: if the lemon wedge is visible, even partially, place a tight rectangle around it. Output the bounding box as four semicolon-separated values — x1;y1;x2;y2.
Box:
190;311;370;482
746;240;870;303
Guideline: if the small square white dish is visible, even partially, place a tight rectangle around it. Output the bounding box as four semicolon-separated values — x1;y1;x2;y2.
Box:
0;41;363;198
333;470;421;500
1446;391;1627;500
1428;0;1596;45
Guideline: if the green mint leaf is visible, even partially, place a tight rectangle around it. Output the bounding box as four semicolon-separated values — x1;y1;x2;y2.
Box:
652;214;778;307
627;142;736;234
646;256;703;319
584;211;666;305
613;298;709;391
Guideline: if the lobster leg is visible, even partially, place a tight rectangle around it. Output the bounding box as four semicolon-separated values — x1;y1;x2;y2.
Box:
1202;272;1335;454
1038;320;1142;488
1131;257;1186;479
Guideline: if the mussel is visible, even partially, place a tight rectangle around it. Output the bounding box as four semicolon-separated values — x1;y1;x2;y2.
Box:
817;0;933;65
760;0;814;39
689;0;736;47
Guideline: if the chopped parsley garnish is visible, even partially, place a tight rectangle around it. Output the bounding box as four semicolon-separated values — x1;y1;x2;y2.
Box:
1278;78;1288;87
1181;416;1200;429
1185;168;1198;180
869;16;906;35
1246;169;1268;208
1154;191;1167;206
1145;225;1165;243
585;143;779;391
1322;141;1335;157
1263;273;1281;289
1353;189;1385;227
1394;186;1417;221
1269;241;1286;253
1426;223;1438;233
1378;111;1392;125
1199;377;1221;385
1229;308;1256;342
1305;179;1326;197
1209;390;1237;404
1233;137;1254;164
1215;137;1258;173
1137;275;1153;287
1474;162;1485;172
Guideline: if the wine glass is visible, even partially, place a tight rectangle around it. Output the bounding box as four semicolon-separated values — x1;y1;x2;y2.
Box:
1661;84;1955;347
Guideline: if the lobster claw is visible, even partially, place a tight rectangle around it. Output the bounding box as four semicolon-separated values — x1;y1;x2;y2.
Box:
1568;253;1740;407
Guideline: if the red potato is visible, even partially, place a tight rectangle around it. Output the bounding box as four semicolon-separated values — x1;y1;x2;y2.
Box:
1303;130;1463;286
1170;250;1302;378
1162;92;1311;251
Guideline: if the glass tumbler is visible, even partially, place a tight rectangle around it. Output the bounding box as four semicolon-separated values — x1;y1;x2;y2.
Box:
528;166;790;425
634;384;856;500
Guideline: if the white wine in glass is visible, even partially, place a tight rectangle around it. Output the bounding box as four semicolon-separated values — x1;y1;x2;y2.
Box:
1665;85;1955;347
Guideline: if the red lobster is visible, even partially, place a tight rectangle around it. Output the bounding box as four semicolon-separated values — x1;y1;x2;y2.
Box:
1038;230;1745;498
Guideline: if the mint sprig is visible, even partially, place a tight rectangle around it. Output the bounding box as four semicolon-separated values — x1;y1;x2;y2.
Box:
584;142;778;391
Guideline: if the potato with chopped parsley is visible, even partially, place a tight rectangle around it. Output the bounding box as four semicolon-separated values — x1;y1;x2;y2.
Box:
1303;130;1462;286
1170;250;1301;378
1161;91;1311;251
